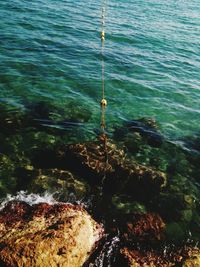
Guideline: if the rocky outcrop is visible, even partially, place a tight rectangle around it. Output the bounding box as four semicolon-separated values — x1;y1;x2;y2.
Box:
119;247;200;267
0;201;104;267
58;140;167;197
85;211;200;267
32;139;166;202
0;102;199;266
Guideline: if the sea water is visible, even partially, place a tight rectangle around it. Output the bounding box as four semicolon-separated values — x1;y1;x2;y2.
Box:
0;0;199;140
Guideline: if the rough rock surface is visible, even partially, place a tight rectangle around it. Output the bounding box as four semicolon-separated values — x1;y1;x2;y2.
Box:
183;252;200;267
120;213;165;242
63;140;167;195
116;213;200;267
0;201;104;267
119;246;200;267
85;211;200;267
33;139;166;201
120;248;172;267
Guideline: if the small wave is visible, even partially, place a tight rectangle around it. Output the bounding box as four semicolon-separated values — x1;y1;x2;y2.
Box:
0;191;91;211
0;191;58;210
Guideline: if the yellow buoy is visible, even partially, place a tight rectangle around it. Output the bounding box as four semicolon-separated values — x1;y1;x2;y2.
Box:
100;98;107;107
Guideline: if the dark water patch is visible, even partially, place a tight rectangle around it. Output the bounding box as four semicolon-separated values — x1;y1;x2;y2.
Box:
0;100;93;136
84;235;120;267
125;118;164;147
180;134;200;156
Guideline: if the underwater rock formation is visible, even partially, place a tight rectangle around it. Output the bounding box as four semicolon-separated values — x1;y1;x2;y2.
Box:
114;118;164;148
0;201;104;267
60;140;167;197
0;103;199;265
32;139;166;202
29;168;90;201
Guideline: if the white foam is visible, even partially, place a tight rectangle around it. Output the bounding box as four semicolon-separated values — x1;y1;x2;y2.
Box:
0;191;58;210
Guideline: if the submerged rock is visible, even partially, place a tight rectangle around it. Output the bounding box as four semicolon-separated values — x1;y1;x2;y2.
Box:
32;139;166;201
111;195;147;214
0;201;104;267
0;153;17;196
62;140;167;198
29;168;90;201
114;118;164;148
0;105;26;134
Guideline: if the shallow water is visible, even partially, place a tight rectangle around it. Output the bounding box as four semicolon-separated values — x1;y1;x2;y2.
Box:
0;0;200;140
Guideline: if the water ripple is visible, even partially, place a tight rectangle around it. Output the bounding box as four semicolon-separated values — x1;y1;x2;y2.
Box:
0;0;199;139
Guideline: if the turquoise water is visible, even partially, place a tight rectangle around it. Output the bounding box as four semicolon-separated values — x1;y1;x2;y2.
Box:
0;0;200;139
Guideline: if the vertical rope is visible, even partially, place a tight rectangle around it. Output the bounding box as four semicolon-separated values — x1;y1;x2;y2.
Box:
101;4;105;100
100;0;107;133
99;0;109;195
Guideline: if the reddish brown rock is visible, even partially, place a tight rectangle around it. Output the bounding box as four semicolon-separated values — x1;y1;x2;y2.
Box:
116;213;200;267
120;248;171;267
120;246;200;267
122;213;165;242
0;201;104;267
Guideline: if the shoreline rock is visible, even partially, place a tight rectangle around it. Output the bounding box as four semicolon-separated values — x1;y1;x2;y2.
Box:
0;201;104;267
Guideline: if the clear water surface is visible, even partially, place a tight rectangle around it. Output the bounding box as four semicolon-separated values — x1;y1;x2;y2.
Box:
0;0;200;139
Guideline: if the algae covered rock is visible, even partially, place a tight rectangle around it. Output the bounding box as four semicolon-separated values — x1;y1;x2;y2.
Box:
32;139;166;201
0;201;104;267
111;195;147;214
86;210;200;267
61;140;167;198
0;154;16;196
29;168;90;201
119;248;166;267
